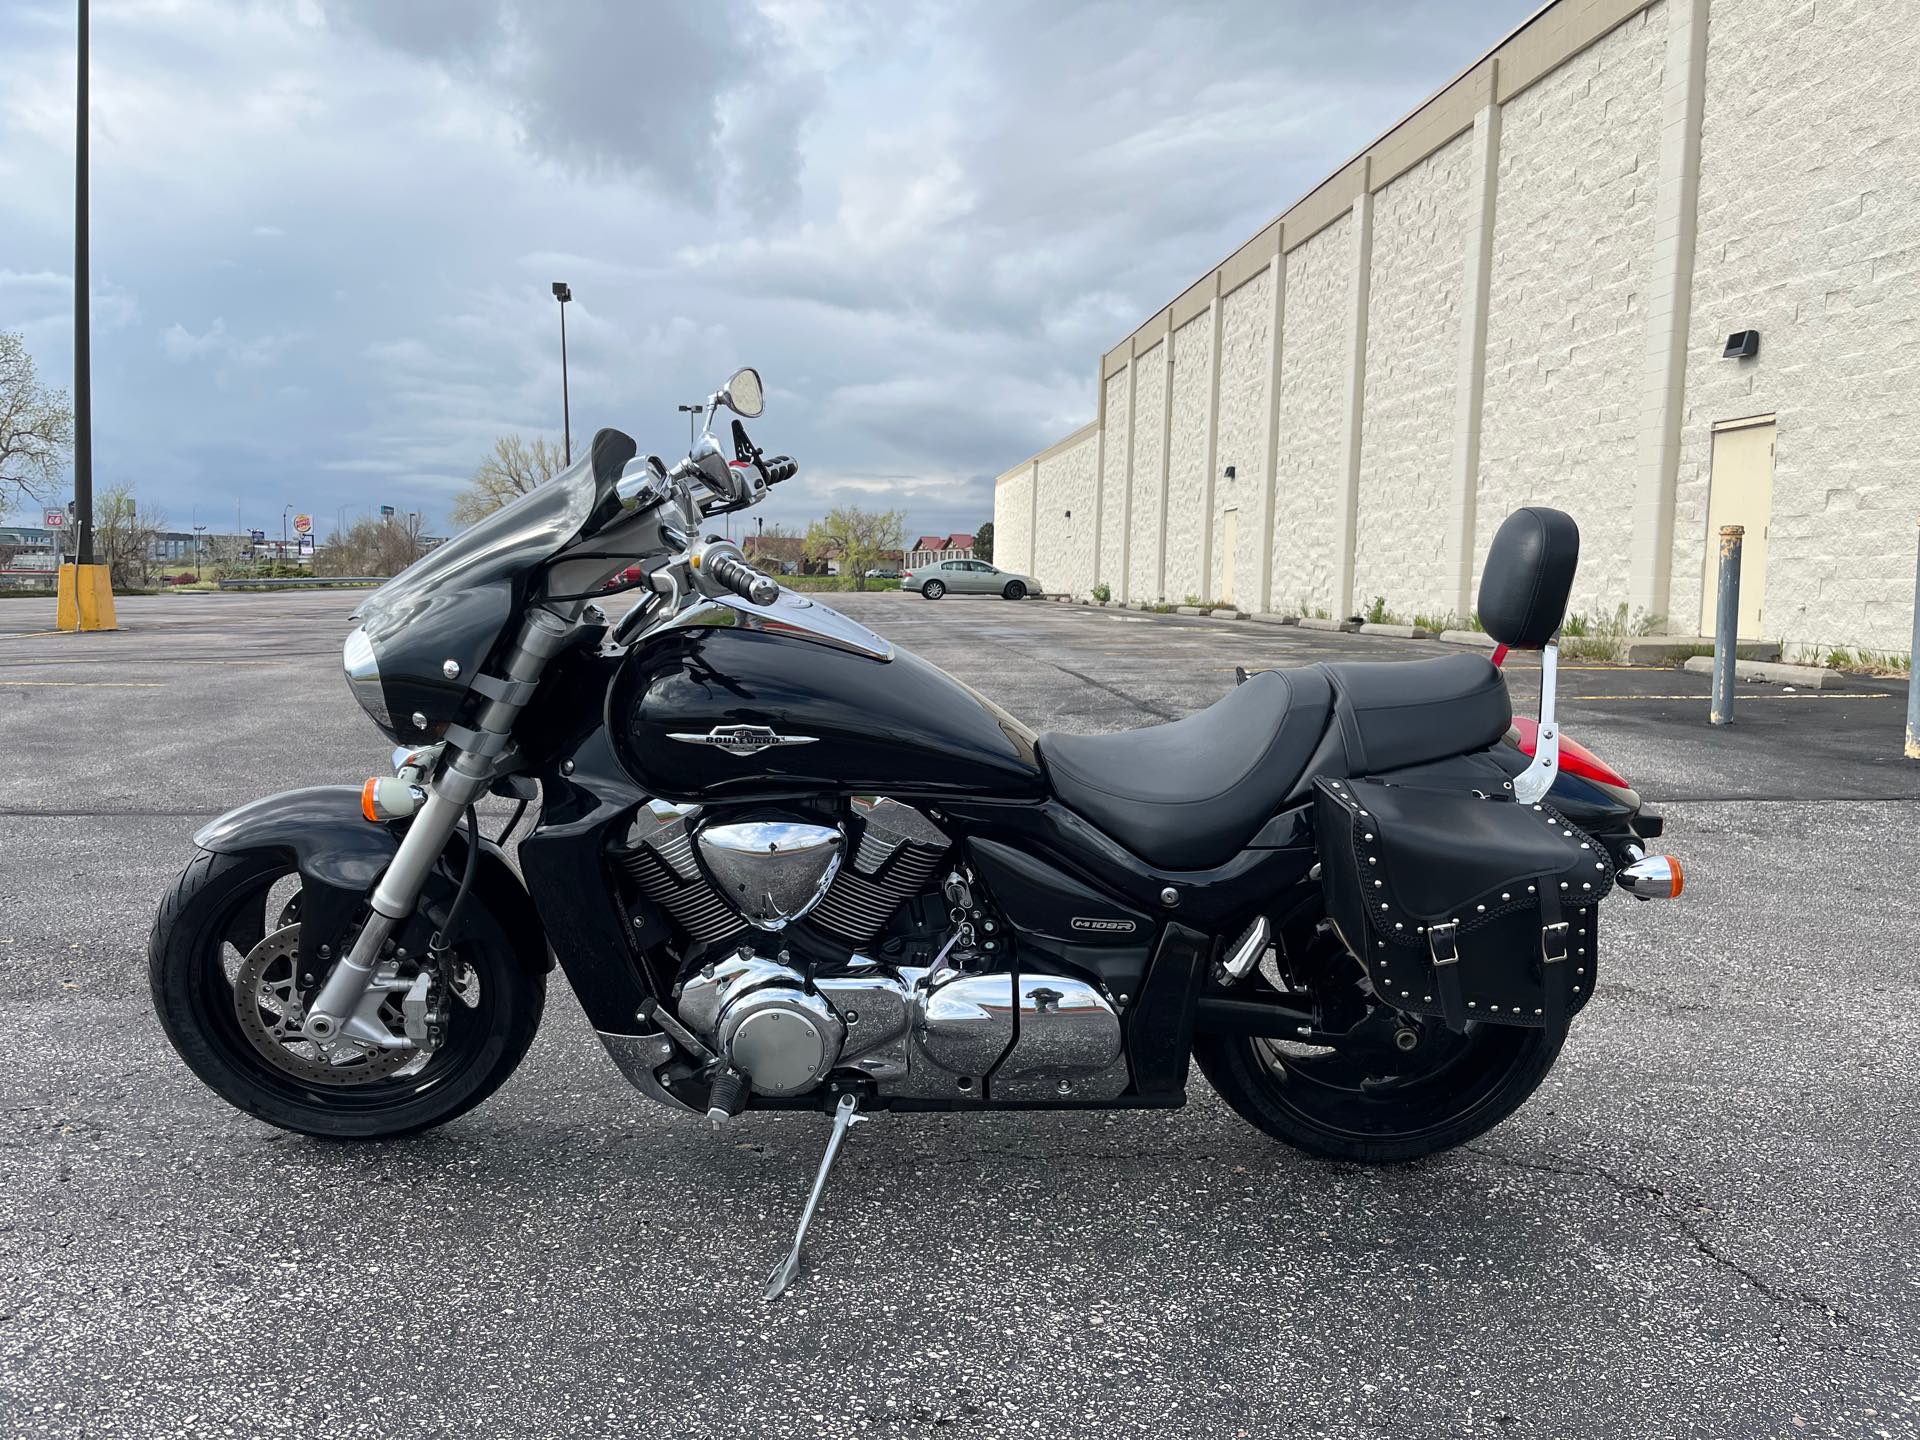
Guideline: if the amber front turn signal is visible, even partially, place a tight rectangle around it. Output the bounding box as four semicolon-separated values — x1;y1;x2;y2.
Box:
360;777;427;823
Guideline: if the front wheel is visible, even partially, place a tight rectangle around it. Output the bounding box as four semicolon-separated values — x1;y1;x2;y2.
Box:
1001;581;1027;601
920;580;946;600
1194;1010;1565;1163
150;848;544;1140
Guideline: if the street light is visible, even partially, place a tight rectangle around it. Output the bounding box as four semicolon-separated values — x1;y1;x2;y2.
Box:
552;282;572;466
282;504;292;562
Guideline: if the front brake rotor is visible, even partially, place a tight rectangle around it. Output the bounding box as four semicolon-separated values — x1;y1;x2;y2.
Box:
234;924;416;1085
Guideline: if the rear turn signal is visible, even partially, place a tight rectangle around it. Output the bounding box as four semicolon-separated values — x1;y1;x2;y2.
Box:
1617;854;1684;900
360;777;427;823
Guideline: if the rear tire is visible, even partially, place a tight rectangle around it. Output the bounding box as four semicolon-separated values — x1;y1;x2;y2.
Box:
921;580;946;600
1002;581;1027;601
150;848;544;1140
1195;1017;1564;1164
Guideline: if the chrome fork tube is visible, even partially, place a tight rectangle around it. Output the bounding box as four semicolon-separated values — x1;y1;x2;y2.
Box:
303;607;575;1045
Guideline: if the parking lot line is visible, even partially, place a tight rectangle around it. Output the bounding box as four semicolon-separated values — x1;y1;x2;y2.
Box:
1;680;167;688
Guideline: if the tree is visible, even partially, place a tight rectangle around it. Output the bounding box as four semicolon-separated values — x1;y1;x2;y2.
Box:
92;482;167;589
316;513;427;577
452;434;565;526
974;521;994;563
0;331;74;512
804;505;907;592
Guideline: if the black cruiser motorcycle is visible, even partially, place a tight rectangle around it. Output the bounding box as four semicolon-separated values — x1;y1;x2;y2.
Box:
152;369;1684;1298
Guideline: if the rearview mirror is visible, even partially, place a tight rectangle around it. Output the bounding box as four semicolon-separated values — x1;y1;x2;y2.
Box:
719;367;764;418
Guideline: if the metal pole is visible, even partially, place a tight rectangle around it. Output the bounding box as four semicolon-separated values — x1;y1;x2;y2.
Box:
1710;524;1744;726
73;0;93;567
1907;516;1919;760
559;301;571;466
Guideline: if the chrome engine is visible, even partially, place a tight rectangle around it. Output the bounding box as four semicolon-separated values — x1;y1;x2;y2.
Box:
617;796;1128;1102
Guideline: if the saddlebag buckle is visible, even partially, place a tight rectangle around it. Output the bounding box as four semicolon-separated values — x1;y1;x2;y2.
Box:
1540;921;1570;965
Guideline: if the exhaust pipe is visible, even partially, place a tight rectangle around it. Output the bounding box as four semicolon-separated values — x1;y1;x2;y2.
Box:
1617;854;1684;900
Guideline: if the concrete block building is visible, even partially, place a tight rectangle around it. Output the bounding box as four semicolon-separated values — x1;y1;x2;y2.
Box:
995;0;1920;659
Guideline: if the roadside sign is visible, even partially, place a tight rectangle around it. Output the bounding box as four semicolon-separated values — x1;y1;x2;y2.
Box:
293;513;312;535
379;505;395;518
44;510;66;528
298;534;315;556
250;529;266;544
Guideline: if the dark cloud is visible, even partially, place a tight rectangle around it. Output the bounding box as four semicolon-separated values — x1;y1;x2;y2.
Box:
0;0;1539;542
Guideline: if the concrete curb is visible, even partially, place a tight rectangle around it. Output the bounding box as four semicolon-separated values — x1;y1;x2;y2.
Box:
1175;605;1207;616
1298;617;1359;633
1622;636;1781;664
1440;629;1497;648
1248;613;1300;626
1358;622;1436;640
1682;656;1842;689
1207;608;1247;619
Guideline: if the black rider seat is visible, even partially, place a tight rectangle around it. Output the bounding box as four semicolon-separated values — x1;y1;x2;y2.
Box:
1037;653;1511;871
1038;668;1333;871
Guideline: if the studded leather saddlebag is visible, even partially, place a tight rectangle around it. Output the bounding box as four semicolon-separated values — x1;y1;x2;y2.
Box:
1313;777;1613;1032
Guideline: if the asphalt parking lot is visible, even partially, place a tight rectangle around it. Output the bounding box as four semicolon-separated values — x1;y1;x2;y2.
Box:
2;588;1917;1439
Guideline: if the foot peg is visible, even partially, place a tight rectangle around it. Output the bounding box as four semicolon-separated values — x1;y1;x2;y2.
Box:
763;1092;866;1302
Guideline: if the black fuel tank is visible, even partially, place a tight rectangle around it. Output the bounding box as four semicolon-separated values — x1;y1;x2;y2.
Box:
609;612;1045;804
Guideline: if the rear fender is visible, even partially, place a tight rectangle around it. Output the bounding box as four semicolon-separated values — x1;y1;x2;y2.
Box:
193;785;550;977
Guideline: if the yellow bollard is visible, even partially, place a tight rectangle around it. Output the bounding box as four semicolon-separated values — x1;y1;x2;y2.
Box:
55;563;119;632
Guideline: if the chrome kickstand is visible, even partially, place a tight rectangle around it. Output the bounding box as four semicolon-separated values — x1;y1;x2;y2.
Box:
764;1092;866;1302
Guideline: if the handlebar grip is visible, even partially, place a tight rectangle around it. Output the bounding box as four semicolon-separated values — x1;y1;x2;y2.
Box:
762;456;798;484
707;551;780;607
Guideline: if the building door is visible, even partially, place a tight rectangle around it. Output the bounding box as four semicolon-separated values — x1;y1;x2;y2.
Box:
1219;508;1238;607
1699;415;1776;637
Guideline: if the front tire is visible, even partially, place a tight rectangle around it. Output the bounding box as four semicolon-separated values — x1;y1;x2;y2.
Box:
1195;1015;1564;1164
921;580;946;600
150;848;544;1140
1002;581;1027;601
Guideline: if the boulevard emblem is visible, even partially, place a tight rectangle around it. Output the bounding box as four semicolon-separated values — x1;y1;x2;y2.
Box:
667;724;820;758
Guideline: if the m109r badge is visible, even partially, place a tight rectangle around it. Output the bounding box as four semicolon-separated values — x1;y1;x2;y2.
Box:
1070;916;1137;935
667;724;820;758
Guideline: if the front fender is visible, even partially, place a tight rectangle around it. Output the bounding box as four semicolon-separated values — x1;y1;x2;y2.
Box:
194;785;550;976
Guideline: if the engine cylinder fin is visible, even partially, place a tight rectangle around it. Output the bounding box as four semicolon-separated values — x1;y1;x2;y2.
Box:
810;843;946;945
617;844;745;945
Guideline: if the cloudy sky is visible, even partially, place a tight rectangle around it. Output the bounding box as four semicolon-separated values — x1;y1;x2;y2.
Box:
0;0;1539;542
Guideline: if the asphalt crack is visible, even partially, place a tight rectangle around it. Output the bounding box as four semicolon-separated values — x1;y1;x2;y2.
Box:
1462;1144;1877;1346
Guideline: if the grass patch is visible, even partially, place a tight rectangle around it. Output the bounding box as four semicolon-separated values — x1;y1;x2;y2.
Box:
1559;603;1665;661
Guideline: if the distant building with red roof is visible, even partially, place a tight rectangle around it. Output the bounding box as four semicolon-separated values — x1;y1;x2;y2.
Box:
908;532;976;568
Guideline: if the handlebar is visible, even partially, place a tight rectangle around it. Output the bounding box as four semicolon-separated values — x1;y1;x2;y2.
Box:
703;548;780;607
760;455;798;485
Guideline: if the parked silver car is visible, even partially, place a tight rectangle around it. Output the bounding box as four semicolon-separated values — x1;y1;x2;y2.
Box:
902;558;1042;600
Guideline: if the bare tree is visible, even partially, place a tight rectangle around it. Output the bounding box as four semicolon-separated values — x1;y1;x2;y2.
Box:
92;482;167;589
452;435;565;526
0;331;74;512
205;533;249;574
316;514;427;577
804;505;908;592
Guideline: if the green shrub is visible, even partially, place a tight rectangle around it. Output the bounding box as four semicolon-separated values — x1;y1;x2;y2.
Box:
1092;581;1111;603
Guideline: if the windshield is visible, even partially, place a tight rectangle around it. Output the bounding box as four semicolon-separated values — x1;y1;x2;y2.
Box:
347;429;635;741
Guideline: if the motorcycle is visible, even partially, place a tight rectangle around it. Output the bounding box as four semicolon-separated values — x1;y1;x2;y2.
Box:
150;368;1685;1299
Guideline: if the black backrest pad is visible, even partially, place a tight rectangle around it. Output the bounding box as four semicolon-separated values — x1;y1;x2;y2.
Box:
1478;507;1579;649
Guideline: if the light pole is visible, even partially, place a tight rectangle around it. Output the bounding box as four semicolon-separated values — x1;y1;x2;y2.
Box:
73;0;93;572
282;504;291;565
192;509;205;581
552;282;572;466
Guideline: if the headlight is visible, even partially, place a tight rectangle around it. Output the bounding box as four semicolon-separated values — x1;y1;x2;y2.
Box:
343;626;392;729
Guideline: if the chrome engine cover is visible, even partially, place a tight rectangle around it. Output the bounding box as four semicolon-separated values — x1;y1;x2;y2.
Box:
676;950;1126;1102
679;953;846;1096
695;820;843;931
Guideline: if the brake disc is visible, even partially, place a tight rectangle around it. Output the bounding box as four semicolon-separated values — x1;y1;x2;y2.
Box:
233;923;416;1085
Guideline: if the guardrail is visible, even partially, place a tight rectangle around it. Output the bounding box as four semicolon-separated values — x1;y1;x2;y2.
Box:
215;577;382;590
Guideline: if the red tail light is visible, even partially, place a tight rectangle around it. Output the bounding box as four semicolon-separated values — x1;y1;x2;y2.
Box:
1510;716;1630;789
